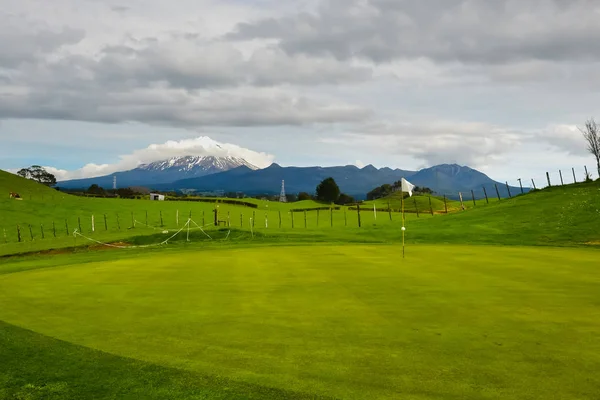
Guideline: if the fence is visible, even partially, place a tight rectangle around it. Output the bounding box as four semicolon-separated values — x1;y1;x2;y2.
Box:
2;165;597;247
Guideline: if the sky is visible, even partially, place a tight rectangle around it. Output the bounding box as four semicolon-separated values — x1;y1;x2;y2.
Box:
1;0;599;184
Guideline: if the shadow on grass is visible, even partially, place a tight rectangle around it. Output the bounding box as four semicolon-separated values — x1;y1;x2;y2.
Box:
0;320;335;400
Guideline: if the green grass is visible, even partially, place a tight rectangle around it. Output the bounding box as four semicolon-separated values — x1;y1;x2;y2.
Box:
2;169;600;399
3;168;598;256
0;321;331;399
362;192;464;213
1;245;599;399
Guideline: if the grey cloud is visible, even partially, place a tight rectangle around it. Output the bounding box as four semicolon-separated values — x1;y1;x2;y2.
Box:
0;76;372;127
110;5;131;13
0;12;85;67
87;39;371;89
536;124;590;156
327;120;526;167
228;0;600;65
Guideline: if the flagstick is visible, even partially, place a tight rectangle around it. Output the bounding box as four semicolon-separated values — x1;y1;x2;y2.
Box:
402;192;405;258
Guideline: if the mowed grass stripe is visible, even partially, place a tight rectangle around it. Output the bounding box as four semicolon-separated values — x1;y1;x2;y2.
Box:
1;245;599;399
0;320;333;400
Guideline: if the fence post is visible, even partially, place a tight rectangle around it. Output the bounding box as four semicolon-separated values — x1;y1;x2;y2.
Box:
494;184;501;200
585;165;589;179
518;179;523;194
264;213;268;228
252;211;255;227
483;186;489;204
291;212;295;228
78;217;82;232
131;212;134;229
357;205;362;227
505;182;512;198
52;221;56;237
228;211;231;227
572;168;577;183
559;170;564;186
278;211;282;228
176;210;179;227
92;215;95;232
428;196;434;215
202;211;205;226
458;192;465;210
388;201;392;221
104;214;107;230
65;220;69;235
146;210;149;226
40;224;44;239
413;197;420;217
344;208;347;226
471;190;476;206
160;211;163;227
304;210;307;228
116;214;120;230
240;214;243;227
443;195;448;213
17;225;21;242
29;225;34;241
330;207;333;227
546;172;551;187
531;179;537;190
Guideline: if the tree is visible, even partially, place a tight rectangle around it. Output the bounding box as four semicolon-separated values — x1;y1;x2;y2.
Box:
315;177;340;203
367;184;393;200
87;184;105;195
336;193;355;205
298;192;312;201
17;165;56;186
579;118;600;179
115;187;136;198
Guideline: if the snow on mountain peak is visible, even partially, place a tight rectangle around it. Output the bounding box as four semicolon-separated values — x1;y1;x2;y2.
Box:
138;155;258;174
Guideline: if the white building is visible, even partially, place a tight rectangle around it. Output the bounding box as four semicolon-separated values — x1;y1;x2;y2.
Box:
149;193;165;201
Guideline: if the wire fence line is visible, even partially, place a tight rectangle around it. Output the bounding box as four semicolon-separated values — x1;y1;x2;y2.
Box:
2;165;597;246
423;165;597;200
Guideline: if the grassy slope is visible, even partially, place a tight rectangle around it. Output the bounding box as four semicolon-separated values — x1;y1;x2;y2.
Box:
362;192;463;213
3;170;397;254
406;182;600;246
2;176;598;256
1;245;599;399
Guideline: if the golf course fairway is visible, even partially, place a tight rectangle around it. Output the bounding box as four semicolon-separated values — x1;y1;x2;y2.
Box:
1;244;599;399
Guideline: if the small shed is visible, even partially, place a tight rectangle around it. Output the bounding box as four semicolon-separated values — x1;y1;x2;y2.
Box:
150;193;165;201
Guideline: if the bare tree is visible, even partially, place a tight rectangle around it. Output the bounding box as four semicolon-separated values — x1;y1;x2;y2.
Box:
579;118;600;179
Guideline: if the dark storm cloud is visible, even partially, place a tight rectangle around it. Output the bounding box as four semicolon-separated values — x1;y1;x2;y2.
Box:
228;0;600;64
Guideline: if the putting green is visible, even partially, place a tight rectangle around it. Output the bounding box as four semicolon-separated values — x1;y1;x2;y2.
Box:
1;244;599;399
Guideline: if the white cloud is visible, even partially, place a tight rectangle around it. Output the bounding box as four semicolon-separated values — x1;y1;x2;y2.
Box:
46;136;275;180
324;119;526;167
537;124;589;156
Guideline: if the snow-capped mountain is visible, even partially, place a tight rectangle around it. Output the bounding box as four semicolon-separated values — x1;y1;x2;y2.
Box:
139;156;258;174
58;156;258;189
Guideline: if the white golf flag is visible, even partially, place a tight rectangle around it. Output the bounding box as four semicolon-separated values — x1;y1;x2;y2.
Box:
401;178;415;197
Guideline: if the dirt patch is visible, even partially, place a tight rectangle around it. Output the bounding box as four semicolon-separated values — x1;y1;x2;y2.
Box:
0;241;133;259
88;242;132;251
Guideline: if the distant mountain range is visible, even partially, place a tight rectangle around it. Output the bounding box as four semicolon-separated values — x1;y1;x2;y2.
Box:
58;156;257;189
58;156;524;199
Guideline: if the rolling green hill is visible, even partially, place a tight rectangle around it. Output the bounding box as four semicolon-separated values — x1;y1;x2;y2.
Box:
362;192;464;213
405;181;600;246
1;169;599;255
0;169;63;199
